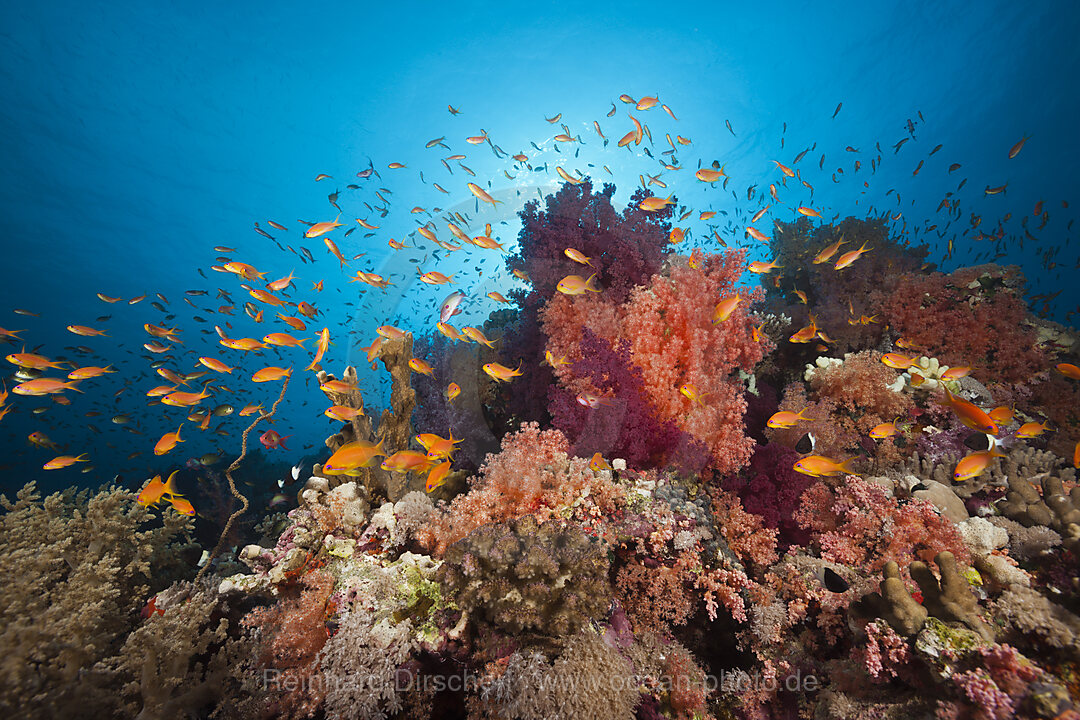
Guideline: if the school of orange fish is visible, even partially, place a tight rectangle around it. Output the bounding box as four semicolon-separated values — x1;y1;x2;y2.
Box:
2;92;1078;515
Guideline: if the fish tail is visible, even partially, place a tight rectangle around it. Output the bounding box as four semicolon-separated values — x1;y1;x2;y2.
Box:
585;274;601;293
838;457;858;474
66;381;84;393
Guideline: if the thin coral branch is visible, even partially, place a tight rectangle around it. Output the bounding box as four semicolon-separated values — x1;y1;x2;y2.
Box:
196;374;290;582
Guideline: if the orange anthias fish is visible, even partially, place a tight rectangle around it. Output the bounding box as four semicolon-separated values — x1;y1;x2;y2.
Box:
711;294;742;324
6;353;69;370
564;248;594;266
305;327;330;371
66;325;108;337
953;445;1006;482
834;241;872;270
417;430;462;460
198;357;234;374
813;236;846;264
942;387;998;435
154;425;184;455
869;420;900;440
1057;363;1080;380
381;450;434;474
556;274;601;295
67;365;115;380
638;194;675;212
487;291;509;303
748;260;781;274
467;182;500;207
695;167;726;183
43;453;89;470
304;214;343;238
589;452;613;472
988;406;1014;425
793;455;856;478
461;327;496;348
445;382;461;402
161;387;211;407
425;460;453;492
239;403;263;416
252;366;292;383
409;358;436;377
137;470;183;507
322;439;386;476
767;408;813;429
797;206;822;218
325;405;364;422
880;353;918;370
12;378;83;396
263;332;306;348
1015;421;1052;439
679;383;709;406
483;361;523;383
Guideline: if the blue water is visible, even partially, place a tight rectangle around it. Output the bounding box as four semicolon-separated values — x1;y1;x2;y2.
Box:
1;1;1078;492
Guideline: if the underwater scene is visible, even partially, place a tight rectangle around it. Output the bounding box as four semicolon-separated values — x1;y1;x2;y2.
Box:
2;1;1080;718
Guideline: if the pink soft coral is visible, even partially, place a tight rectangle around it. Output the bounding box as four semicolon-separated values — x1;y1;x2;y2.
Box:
795;474;969;573
418;422;625;555
542;250;767;475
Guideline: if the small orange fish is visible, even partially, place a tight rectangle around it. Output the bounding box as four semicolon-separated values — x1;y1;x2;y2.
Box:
382;450;434;474
679;383;709;406
746;227;770;242
767;408;814;429
409;358;435;377
252;366;292;383
869;420;899;440
66;325;107;337
487;291;509;303
695;167;726;182
138;470;183;507
834;241;872;270
577;392;613;409
953;446;1006;481
1015;421;1052;439
556;274;601;295
940;366;972;380
220;337;266;352
161;387;210;407
1056;363;1080;380
638;194;675;212
304;215;344;238
305;327;330;372
277;314;307;331
564;248;594;266
942;387;998;435
797;206;822;218
589;452;612;472
324;405;364;422
793;455;855;478
483;361;522;383
813;236;846;264
711;295;742;324
43;453;89;470
323;439;386;475
881;353;917;370
773;160;795;177
445;382;461;402
467;182;500;207
988;406;1014;425
425;460;453;492
418;269;455;285
376;325;409;341
262;332;306;348
6;353;69;371
198;357;234;374
239;403;263;416
169;496;196;516
154;425;184;455
12;378;82;396
748;260;781;274
751;323;765;343
544;350;570;367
